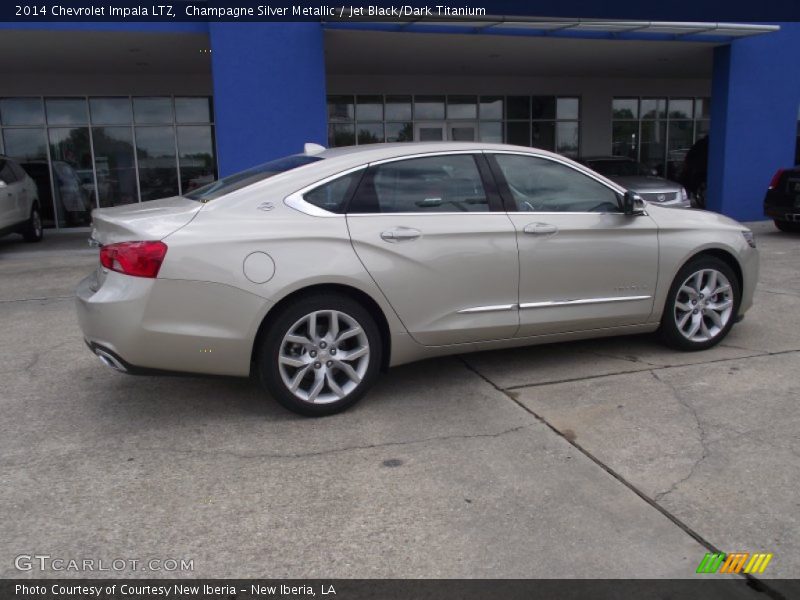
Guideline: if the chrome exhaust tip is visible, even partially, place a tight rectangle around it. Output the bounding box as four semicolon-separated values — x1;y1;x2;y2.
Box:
95;348;127;373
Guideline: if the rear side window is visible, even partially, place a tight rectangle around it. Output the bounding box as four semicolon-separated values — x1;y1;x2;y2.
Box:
303;170;364;214
0;160;18;185
494;154;620;213
349;154;489;213
185;154;323;202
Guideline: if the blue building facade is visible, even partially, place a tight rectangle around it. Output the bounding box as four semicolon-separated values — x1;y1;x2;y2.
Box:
0;18;797;225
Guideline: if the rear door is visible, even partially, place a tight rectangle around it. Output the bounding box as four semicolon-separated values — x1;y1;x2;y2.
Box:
488;152;659;338
346;152;520;346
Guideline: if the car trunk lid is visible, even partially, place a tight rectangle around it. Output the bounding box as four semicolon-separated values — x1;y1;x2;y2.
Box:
90;196;202;246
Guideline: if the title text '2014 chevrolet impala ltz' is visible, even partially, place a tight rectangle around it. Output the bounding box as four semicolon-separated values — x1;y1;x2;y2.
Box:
76;142;758;416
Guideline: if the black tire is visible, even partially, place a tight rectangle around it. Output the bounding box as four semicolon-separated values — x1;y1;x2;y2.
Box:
22;205;43;243
659;256;740;351
257;293;383;417
774;219;800;233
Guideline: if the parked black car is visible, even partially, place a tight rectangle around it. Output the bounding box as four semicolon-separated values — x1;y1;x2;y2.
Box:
764;166;800;232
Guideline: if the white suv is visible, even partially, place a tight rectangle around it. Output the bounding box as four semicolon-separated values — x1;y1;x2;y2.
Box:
0;155;43;243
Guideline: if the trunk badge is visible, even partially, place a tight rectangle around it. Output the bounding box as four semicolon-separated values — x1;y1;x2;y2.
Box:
257;201;275;212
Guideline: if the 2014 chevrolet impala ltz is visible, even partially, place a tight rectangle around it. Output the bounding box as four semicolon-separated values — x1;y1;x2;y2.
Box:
76;142;758;416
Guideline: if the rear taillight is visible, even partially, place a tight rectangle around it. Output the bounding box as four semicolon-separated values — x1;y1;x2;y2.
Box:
768;168;786;190
99;241;168;278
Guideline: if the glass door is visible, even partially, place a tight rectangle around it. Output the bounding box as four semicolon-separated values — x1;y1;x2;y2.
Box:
413;122;478;142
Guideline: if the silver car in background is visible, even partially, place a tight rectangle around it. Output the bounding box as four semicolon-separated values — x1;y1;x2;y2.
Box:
76;142;758;416
581;156;690;208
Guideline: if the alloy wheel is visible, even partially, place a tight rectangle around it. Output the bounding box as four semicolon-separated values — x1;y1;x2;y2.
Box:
278;310;370;404
674;268;733;343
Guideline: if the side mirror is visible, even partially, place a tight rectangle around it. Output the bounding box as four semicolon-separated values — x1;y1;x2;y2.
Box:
622;191;646;215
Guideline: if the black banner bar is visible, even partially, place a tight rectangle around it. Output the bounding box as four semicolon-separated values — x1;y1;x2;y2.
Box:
3;579;800;600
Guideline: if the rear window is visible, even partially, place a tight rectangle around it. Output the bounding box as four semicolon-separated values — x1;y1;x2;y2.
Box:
185;154;323;202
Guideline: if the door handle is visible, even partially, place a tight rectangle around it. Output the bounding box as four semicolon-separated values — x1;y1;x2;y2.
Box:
523;222;558;235
380;227;422;243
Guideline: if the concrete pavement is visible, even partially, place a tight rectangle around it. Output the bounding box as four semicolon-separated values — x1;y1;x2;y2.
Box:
0;223;797;586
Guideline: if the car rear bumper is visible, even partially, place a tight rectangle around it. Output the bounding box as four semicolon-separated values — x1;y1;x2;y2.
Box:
765;207;800;222
76;269;271;377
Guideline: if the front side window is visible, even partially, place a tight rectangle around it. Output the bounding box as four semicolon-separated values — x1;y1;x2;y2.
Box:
493;154;620;213
349;154;489;214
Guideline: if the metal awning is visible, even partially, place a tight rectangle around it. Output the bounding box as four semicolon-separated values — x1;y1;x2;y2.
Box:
323;17;780;42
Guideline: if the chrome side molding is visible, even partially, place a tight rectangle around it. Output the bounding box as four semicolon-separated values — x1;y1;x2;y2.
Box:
458;295;651;314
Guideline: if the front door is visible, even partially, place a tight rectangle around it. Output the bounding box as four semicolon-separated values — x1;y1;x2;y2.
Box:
346;152;519;346
488;152;660;338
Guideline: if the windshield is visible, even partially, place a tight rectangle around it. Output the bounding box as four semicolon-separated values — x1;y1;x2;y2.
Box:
185;154;323;202
586;159;651;178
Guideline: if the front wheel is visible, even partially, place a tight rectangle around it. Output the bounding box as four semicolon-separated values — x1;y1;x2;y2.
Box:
22;205;43;243
659;256;740;351
257;293;383;416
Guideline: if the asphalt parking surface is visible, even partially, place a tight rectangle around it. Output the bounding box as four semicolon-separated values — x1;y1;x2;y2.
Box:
0;222;798;586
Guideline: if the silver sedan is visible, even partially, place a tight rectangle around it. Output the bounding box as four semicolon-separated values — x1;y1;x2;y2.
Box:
76;142;758;416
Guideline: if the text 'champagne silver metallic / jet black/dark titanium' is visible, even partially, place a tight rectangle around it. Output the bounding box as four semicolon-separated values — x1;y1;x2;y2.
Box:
76;142;759;416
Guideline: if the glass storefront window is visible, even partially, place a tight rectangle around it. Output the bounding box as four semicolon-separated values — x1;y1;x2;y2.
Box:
178;125;216;193
479;122;503;143
356;123;383;144
641;98;667;119
668;99;693;120
447;96;477;120
327;94;581;153
506;96;530;120
48;126;95;227
133;97;173;124
90;98;133;125
531;122;555;152
0;98;44;126
385;122;412;143
135;126;179;201
612;98;638;120
612;96;710;182
506;121;530;146
612;121;638;159
92;126;138;207
356;96;383;121
640;120;667;176
414;96;445;120
328;123;355;147
531;96;555;120
556;98;580;121
385;96;412;121
327;96;355;122
175;97;211;123
479;96;503;120
0;95;216;228
45;98;88;126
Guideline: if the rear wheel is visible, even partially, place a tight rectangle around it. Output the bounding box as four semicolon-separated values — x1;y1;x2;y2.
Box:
257;293;383;416
22;205;43;243
659;256;740;351
774;219;800;233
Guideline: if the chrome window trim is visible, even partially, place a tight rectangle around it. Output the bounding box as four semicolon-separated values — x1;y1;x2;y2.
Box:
283;165;367;217
519;295;651;309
